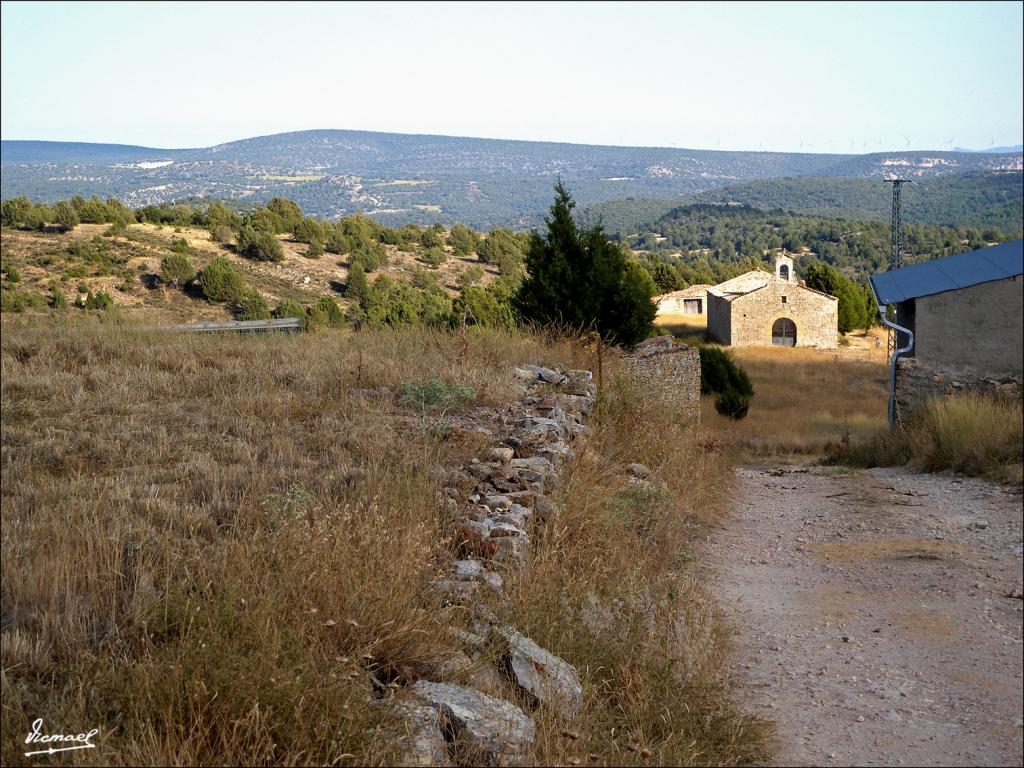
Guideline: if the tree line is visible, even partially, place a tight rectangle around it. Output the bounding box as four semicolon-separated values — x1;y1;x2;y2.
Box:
2;188;657;345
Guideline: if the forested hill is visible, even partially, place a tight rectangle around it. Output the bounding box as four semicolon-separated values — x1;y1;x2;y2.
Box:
624;203;1019;284
2;129;1021;228
583;173;1024;236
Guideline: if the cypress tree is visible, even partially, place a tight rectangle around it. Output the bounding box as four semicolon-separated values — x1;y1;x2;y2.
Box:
515;181;655;346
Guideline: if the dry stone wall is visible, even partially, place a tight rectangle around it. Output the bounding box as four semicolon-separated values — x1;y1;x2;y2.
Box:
894;356;1024;423
620;336;701;421
389;363;597;765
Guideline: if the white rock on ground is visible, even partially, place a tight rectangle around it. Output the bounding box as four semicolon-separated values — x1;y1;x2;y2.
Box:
627;462;652;479
411;680;536;766
393;700;451;766
495;625;584;719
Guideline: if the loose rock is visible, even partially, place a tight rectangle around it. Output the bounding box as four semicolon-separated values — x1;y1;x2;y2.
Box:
495;625;584;719
393;700;451;766
412;681;536;766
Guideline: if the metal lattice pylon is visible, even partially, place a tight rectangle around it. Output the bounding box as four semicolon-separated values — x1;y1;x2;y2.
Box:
884;179;909;362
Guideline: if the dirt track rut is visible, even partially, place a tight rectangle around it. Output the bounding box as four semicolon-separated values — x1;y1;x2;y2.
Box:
705;465;1023;767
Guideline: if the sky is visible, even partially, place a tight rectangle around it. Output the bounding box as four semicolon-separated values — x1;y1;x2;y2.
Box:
1;1;1022;153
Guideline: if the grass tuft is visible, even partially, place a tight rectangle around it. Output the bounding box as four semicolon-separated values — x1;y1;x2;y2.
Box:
833;391;1023;483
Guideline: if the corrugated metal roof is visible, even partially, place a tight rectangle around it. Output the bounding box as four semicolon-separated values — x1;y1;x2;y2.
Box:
870;239;1023;305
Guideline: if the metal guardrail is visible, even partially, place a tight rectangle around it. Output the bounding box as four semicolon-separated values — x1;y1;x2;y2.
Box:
168;318;302;333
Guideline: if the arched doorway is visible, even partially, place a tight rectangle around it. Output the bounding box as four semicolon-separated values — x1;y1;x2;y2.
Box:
772;317;797;346
779;263;790;281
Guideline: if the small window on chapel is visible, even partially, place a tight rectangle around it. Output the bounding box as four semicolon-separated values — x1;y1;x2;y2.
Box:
782;295;788;303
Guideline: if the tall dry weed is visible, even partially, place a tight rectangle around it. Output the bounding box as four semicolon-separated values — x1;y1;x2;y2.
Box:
497;370;769;766
834;391;1023;483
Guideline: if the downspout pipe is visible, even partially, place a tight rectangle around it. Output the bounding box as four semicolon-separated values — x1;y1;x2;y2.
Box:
870;279;915;429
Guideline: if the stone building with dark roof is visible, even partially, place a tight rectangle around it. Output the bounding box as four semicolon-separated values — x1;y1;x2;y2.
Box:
870;239;1023;423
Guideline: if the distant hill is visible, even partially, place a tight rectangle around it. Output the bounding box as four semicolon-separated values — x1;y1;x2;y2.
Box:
0;140;178;164
955;145;1024;154
621;202;1017;282
583;173;1024;235
2;129;1021;228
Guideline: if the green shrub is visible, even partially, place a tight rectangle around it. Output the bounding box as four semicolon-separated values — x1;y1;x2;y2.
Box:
478;226;525;264
325;230;352;255
304;239;324;259
80;290;114;311
349;240;387;272
419;228;442;249
160;252;196;288
420;246;447;269
272;299;308;330
209;224;235;244
236;289;271;320
398;378;475;414
454;284;516;329
346;262;369;304
54;200;79;232
360;275;453;329
449;224;480;256
714;388;751;420
3;265;20;283
458;265;485;290
309;295;345;328
237;225;285;262
49;285;69;309
199;257;245;303
293;217;327;244
171;238;191;254
1;288;26;313
699;346;753;397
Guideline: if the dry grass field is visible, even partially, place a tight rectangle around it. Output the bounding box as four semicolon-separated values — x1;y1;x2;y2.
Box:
701;343;889;459
654;311;889;460
0;321;767;766
652;311;707;339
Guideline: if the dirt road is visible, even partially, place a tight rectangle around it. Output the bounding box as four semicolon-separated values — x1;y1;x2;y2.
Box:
705;465;1024;766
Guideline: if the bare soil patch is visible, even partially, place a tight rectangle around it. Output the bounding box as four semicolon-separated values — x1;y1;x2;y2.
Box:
704;465;1023;766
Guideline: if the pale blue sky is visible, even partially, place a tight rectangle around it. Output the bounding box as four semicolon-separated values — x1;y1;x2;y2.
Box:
2;1;1021;152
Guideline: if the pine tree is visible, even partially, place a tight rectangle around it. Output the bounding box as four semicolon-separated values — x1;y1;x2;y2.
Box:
515;181;655;346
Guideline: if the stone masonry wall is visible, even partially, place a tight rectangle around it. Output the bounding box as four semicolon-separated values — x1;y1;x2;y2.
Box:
894;356;1024;423
729;281;838;349
621;337;701;421
706;292;733;345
